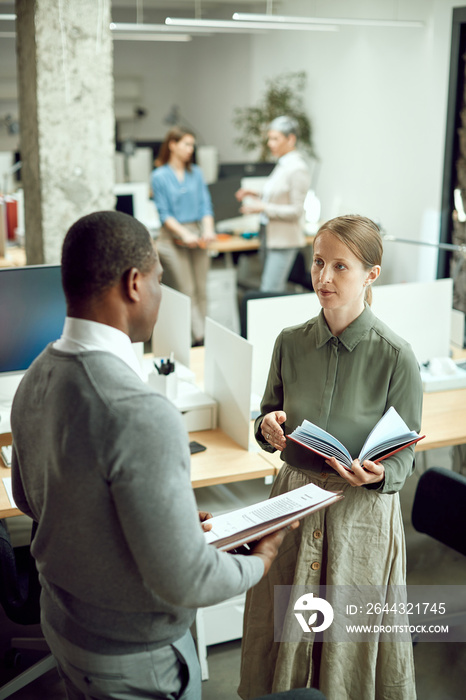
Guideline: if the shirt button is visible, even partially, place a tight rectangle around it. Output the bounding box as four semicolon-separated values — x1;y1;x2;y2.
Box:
311;561;320;571
320;472;328;478
313;529;322;540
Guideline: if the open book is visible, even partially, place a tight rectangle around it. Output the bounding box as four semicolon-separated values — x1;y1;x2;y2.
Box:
287;406;424;470
203;482;343;552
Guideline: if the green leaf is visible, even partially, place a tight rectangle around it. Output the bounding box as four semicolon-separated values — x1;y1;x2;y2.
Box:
232;71;316;161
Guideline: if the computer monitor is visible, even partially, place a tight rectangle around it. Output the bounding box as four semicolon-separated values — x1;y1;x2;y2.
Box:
114;182;160;232
0;264;66;409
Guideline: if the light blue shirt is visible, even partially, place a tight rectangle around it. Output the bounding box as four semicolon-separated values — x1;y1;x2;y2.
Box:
151;163;213;224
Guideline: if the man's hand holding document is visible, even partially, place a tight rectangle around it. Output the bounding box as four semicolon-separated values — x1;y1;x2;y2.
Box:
203;482;343;552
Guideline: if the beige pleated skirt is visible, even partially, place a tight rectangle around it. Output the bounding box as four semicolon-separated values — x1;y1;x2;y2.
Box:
238;463;416;700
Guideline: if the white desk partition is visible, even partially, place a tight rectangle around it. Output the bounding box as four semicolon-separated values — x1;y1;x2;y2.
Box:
152;285;191;369
371;278;452;364
247;279;454;399
247;293;321;398
204;317;253;450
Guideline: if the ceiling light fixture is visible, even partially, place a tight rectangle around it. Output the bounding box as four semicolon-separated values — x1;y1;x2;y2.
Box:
165;17;338;32
0;14;16;21
232;12;424;29
110;22;214;36
110;23;195;41
112;33;192;42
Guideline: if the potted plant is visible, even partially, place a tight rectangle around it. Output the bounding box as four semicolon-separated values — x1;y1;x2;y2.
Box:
233;71;316;161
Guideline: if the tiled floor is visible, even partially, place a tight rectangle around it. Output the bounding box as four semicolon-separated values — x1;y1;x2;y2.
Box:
1;447;466;699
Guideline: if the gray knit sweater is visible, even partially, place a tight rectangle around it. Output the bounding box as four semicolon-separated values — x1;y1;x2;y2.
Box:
11;346;263;653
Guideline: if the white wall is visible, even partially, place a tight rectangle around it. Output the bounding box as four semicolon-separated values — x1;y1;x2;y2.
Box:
113;33;252;163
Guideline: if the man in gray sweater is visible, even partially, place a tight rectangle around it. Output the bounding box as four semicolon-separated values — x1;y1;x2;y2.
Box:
11;211;295;700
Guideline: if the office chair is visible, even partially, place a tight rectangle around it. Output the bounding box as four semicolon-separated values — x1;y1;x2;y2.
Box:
0;519;56;700
411;467;466;637
287;250;314;291
412;467;466;556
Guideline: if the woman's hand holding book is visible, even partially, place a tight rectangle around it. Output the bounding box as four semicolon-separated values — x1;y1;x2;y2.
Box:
325;456;385;486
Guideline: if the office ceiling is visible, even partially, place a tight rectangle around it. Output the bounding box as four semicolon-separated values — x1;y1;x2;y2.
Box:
111;1;262;7
0;1;272;24
0;0;266;11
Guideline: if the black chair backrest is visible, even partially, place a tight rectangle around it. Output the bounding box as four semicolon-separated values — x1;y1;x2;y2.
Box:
412;467;466;556
287;251;313;291
0;519;41;625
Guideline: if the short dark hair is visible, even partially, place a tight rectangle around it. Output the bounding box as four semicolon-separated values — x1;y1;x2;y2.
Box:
61;211;157;304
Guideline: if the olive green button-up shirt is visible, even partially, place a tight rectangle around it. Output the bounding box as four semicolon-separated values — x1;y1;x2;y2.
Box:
255;304;423;494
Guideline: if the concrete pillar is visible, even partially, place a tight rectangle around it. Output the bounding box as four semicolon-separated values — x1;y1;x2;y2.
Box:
16;0;115;264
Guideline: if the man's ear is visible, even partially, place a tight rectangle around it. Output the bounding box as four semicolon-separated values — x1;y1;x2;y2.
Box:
123;267;141;303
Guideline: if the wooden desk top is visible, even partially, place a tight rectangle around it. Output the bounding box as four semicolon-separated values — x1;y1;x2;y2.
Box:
0;246;26;268
418;387;466;452
2;350;466;516
208;236;262;254
0;428;277;518
189;428;276;488
208;233;315;255
244;390;466;473
0;235;314;265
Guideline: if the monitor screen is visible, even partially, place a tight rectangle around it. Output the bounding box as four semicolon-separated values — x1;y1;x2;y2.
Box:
0;264;66;374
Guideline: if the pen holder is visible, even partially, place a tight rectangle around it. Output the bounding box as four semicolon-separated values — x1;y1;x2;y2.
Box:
147;371;178;401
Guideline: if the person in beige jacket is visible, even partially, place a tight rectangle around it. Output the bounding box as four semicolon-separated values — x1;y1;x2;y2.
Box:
236;115;311;291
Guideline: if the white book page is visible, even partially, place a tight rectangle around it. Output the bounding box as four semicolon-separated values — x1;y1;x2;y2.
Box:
204;483;336;545
292;420;352;463
359;407;411;459
2;477;16;508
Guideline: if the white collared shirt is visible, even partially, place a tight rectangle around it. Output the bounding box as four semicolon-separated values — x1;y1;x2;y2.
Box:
53;317;145;380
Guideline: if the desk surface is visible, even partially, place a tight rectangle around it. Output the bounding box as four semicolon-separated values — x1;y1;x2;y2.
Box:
0;234;315;267
230;386;466;474
4;386;466;517
189;429;275;488
0;428;277;518
0;246;26;268
419;387;466;452
2;343;466;516
208;233;315;255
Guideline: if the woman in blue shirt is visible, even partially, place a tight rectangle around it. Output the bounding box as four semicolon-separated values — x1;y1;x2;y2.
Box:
151;127;215;345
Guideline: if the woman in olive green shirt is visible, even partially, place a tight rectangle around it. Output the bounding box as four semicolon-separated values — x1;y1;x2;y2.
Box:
238;215;422;700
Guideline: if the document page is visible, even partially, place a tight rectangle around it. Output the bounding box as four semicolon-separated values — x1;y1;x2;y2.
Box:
204;483;342;551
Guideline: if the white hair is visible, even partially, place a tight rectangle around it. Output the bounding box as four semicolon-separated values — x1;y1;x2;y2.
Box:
268;115;299;137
